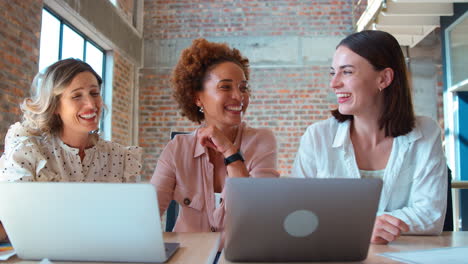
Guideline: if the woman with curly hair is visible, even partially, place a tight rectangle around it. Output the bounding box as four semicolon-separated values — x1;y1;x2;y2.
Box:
151;39;279;238
0;59;142;242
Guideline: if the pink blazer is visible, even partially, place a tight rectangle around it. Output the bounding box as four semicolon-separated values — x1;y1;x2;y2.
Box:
151;122;279;235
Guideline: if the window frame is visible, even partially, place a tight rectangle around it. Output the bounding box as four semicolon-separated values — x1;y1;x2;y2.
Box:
445;11;468;93
40;7;109;138
441;4;468;232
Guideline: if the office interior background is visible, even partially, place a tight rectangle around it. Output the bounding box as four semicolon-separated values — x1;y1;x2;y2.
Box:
0;0;467;229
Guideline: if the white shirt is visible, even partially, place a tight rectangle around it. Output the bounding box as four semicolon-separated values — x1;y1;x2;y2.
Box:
292;116;447;235
0;122;142;183
360;169;385;180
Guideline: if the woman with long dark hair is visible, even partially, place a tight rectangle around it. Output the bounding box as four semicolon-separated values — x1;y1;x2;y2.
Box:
293;30;447;244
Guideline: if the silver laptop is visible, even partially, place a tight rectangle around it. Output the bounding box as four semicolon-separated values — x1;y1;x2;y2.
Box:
224;178;382;262
0;182;178;263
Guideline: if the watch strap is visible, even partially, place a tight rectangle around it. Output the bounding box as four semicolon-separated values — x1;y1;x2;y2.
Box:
224;150;245;166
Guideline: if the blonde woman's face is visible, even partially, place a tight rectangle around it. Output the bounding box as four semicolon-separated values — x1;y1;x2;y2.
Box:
55;71;102;136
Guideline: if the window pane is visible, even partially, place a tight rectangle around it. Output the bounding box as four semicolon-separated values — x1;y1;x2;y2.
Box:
61;25;84;60
39;10;60;72
85;42;104;78
449;15;468;85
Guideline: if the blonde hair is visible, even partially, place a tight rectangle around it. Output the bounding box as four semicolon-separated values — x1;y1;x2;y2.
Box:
21;59;102;136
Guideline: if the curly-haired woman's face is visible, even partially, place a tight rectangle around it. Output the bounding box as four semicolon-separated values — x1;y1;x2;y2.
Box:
196;61;249;130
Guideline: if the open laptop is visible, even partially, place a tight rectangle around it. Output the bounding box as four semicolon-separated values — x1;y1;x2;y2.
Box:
0;182;179;263
224;178;382;262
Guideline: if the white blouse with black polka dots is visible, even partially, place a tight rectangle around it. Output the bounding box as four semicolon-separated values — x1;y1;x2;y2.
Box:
0;122;142;183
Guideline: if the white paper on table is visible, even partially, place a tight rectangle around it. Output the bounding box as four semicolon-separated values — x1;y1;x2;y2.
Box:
0;249;16;261
379;247;468;264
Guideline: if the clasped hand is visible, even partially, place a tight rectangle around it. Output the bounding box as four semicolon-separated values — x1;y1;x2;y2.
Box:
197;125;236;157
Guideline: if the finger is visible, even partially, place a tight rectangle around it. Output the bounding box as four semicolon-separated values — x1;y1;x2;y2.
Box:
376;217;402;238
382;222;402;237
371;235;389;245
199;136;216;148
205;141;218;150
208;135;231;152
373;217;399;243
382;214;409;232
198;135;208;146
198;134;218;149
374;229;397;243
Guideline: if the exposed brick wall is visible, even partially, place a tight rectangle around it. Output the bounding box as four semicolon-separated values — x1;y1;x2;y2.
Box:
111;52;135;146
246;67;336;173
138;65;336;179
139;68;198;178
144;0;353;39
0;0;42;152
140;0;445;180
140;0;352;179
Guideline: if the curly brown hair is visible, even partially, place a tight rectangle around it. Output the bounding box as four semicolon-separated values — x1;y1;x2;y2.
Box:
172;38;250;123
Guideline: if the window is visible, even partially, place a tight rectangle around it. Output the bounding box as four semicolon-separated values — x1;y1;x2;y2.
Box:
38;10;60;72
444;11;468;180
39;9;105;77
61;25;85;61
39;8;109;139
446;12;468;92
442;6;468;231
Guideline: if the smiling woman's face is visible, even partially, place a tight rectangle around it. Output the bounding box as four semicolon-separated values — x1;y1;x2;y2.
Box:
55;71;102;137
196;61;250;130
330;46;385;117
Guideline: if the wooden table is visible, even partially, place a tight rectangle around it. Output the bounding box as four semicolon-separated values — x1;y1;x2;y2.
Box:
219;231;468;264
3;232;220;264
452;180;468;189
451;180;468;230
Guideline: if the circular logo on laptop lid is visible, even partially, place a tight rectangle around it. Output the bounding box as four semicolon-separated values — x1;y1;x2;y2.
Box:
283;210;319;237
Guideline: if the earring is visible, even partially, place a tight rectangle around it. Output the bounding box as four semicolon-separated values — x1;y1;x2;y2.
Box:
199;106;204;113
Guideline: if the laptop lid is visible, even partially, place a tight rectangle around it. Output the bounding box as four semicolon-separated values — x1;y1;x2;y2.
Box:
0;182;178;263
224;178;382;262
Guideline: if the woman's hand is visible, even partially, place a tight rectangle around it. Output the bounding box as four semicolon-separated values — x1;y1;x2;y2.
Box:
197;125;237;157
371;214;409;244
198;125;248;177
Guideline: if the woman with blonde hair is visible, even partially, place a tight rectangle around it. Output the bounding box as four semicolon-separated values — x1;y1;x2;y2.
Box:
0;58;142;241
